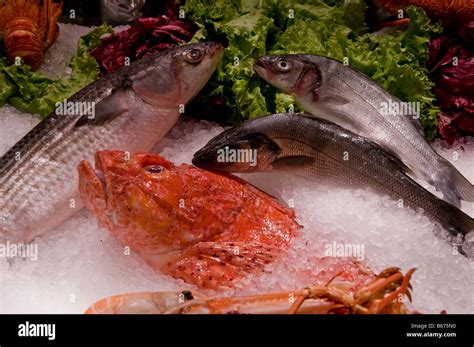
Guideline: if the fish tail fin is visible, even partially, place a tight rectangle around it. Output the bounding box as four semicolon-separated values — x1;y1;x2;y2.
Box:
435;159;474;207
451;166;474;202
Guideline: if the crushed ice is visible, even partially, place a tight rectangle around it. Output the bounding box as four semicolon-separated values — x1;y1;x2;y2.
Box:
0;25;473;314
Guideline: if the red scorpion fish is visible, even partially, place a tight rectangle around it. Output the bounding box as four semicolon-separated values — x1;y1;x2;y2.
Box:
78;151;300;289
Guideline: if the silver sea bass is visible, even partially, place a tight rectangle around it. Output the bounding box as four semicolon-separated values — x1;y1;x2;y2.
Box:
193;113;474;257
253;55;474;207
0;42;223;243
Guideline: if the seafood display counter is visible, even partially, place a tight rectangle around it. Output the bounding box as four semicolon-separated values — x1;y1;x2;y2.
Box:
0;0;473;317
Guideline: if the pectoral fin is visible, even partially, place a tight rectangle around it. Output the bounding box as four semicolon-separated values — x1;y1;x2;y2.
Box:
159;241;281;289
74;89;130;127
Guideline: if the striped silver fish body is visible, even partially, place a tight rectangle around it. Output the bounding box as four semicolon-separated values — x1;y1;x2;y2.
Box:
0;42;223;243
193;113;474;256
254;54;474;208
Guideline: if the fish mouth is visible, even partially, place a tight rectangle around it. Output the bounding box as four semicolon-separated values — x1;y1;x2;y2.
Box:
253;58;268;77
91;151;109;189
192;147;213;167
208;42;224;57
79;159;107;190
209;43;224;72
77;156;109;211
254;58;266;69
254;57;275;82
94;168;107;189
211;44;224;71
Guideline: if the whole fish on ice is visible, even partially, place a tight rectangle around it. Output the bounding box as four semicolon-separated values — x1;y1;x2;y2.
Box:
253;54;474;207
78;150;300;289
0;42;223;243
193;113;474;257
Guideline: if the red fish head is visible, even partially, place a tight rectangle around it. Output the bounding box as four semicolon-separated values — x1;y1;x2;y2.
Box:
78;150;299;289
78;150;225;254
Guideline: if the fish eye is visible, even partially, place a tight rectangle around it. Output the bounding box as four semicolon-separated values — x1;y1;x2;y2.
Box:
183;48;203;64
144;165;165;174
276;59;291;72
180;290;194;301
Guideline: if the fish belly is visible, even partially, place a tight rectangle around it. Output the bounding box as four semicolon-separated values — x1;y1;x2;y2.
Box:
0;92;179;243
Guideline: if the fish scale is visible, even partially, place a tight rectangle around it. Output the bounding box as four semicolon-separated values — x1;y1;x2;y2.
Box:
193;113;474;257
77;151;300;289
0;42;223;243
253;54;474;208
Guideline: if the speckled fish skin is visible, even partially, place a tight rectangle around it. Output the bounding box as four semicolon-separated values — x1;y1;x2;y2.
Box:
78;151;299;289
254;54;474;208
0;42;223;243
193;113;474;255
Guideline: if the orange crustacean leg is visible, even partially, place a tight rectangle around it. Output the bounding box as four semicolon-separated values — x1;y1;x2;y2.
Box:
287;268;416;314
361;268;416;313
85;268;417;314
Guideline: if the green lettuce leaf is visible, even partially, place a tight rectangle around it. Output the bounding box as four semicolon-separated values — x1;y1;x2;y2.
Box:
186;1;442;139
0;24;113;119
185;1;277;123
272;5;441;138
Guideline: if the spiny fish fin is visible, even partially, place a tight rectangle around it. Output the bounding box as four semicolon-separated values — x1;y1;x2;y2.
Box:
164;254;244;289
192;242;282;269
271;155;315;171
74;90;129;127
163;241;281;289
